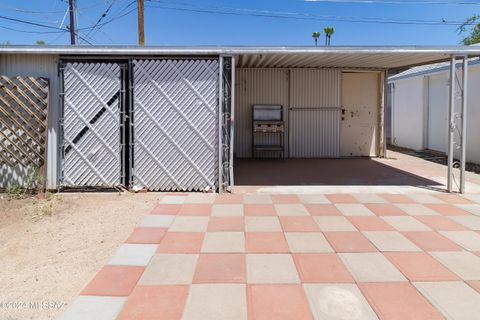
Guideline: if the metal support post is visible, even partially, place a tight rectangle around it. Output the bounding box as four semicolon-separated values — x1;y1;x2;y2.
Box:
218;56;224;193
460;56;468;194
383;69;389;158
447;56;456;193
229;55;236;190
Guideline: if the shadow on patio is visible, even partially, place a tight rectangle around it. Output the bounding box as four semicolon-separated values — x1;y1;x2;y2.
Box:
234;158;442;187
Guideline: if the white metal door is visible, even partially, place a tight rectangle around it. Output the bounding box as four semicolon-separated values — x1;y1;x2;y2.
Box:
62;62;122;187
341;72;379;157
427;75;448;153
132;59;219;191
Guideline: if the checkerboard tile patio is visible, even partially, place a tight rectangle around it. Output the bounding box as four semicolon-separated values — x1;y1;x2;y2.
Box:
60;192;480;320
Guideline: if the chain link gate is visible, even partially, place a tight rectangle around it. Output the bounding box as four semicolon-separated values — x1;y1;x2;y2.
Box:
132;59;219;191
60;62;124;187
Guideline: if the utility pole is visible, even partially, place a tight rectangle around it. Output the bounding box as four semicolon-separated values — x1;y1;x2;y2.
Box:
68;0;76;45
138;0;145;45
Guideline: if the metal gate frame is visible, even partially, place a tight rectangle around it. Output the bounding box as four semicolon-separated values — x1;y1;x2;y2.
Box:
58;56;235;192
131;57;222;192
59;60;127;188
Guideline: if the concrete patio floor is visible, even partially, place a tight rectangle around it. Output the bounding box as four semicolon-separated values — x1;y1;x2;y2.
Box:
233;149;480;194
59;192;480;320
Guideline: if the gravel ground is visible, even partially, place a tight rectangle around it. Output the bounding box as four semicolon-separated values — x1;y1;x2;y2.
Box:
0;192;159;320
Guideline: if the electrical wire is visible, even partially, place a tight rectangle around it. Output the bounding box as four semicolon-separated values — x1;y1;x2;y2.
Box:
85;0;136;38
84;1;117;38
303;0;480;4
0;25;65;34
145;0;471;26
0;15;68;30
0;1;108;15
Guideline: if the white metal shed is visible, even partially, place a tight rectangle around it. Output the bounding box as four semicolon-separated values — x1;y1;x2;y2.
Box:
389;59;480;166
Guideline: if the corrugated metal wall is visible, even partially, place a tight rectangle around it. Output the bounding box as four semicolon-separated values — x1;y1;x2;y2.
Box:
235;69;289;158
0;54;59;189
289;69;341;157
289;109;341;157
235;68;341;158
290;69;341;108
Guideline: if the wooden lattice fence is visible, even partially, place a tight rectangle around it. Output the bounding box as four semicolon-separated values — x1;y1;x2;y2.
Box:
0;76;49;171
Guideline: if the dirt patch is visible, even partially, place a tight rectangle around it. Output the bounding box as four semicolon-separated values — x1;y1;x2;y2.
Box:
0;192;160;320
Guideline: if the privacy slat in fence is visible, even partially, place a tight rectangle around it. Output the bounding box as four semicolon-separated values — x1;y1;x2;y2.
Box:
62;62;122;187
0;76;49;168
132;59;219;191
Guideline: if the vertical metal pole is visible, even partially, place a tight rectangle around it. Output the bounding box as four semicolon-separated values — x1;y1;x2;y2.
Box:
383;69;388;158
58;62;66;191
229;55;236;190
218;56;224;193
128;60;135;188
460;56;468;194
447;56;456;193
423;76;430;149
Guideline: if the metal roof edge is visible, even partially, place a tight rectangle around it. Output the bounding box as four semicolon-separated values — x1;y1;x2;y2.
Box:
388;59;480;82
1;45;480;55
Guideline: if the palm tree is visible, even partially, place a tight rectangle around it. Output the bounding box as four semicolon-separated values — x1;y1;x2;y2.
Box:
312;31;321;46
324;27;335;46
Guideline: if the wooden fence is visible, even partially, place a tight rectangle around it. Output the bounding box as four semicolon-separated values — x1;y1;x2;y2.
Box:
0;75;49;174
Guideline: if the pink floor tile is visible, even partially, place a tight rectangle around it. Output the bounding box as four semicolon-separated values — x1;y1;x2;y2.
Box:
305;204;342;216
244;204;276;216
415;216;466;231
117;285;189;320
384;252;459;281
126;227;167;244
435;194;473;204
150;204;181;215
347;216;395;231
379;194;416;204
324;231;377;253
246;232;289;253
81;265;145;296
177;204;212;216
215;194;244;204
157;232;205;253
403;231;462;251
207;217;244;232
193;253;246;283
326;194;358;204
366;204;408;216
279;216;320;232
359;282;444;320
293;253;354;283
247;284;313;320
271;195;300;204
426;204;471;216
467;281;480;294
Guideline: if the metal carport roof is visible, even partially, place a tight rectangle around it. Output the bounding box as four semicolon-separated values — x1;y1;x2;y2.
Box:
1;45;480;69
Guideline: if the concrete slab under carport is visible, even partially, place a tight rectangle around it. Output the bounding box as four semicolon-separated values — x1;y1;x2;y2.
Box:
233;149;480;194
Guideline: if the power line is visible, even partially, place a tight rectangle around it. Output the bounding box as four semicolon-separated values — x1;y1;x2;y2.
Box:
145;1;471;26
0;2;108;15
84;1;117;38
0;25;65;34
0;15;68;30
303;0;480;4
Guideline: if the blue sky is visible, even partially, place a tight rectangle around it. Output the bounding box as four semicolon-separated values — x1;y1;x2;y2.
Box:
0;0;477;45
